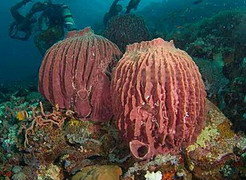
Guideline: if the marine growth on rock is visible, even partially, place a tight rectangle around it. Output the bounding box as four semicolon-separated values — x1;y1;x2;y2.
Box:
39;27;122;122
111;38;207;160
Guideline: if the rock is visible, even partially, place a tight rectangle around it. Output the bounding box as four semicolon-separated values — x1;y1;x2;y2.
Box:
71;165;122;180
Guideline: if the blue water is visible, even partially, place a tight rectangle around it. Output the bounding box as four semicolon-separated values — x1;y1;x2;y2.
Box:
0;1;245;178
0;0;244;83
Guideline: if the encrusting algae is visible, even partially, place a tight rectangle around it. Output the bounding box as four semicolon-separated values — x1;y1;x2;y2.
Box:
187;125;219;152
217;121;235;139
182;100;246;179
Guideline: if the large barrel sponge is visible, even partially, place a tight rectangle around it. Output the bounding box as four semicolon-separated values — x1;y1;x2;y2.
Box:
111;38;206;160
39;27;122;122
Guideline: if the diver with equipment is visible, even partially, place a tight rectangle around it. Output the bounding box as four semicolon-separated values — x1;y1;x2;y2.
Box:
126;0;141;14
33;0;77;54
9;0;76;39
35;0;77;32
9;0;77;54
103;0;142;26
103;0;123;26
9;0;35;40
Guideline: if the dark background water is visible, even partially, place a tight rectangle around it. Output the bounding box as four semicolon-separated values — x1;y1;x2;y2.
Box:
0;0;244;83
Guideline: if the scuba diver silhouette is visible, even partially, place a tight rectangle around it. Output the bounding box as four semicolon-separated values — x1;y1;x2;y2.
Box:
34;0;76;31
126;0;141;14
33;0;77;54
103;0;123;26
103;0;142;25
9;0;76;55
9;0;76;41
9;0;35;40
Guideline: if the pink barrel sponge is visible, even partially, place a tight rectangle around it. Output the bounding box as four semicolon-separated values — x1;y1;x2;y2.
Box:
39;27;122;122
111;38;206;160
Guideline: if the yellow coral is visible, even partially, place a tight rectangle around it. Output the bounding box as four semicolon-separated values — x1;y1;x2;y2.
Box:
217;121;235;139
37;164;62;180
187;125;219;152
68;119;81;126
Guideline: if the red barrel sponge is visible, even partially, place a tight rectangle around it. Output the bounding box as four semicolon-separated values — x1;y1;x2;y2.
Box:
39;27;122;122
111;38;206;160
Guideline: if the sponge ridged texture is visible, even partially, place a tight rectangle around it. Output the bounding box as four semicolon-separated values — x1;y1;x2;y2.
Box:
111;38;206;159
39;27;122;122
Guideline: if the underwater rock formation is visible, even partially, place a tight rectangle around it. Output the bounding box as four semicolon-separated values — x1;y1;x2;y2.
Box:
122;100;246;180
71;165;122;180
111;38;206;160
193;58;229;100
185;100;246;179
104;14;150;52
39;27;122;122
166;10;246;132
168;10;246;51
0;81;245;179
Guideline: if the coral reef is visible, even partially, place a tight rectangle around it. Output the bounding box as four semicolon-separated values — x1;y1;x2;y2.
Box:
218;75;246;132
37;164;63;180
22;112;118;174
169;10;246;53
0;87;120;179
104;14;150;51
193;58;229;101
1;9;245;178
111;38;206;160
185;100;246;179
0;85;42;179
0;78;245;180
120;100;246;180
39;27;122;122
167;9;246;132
